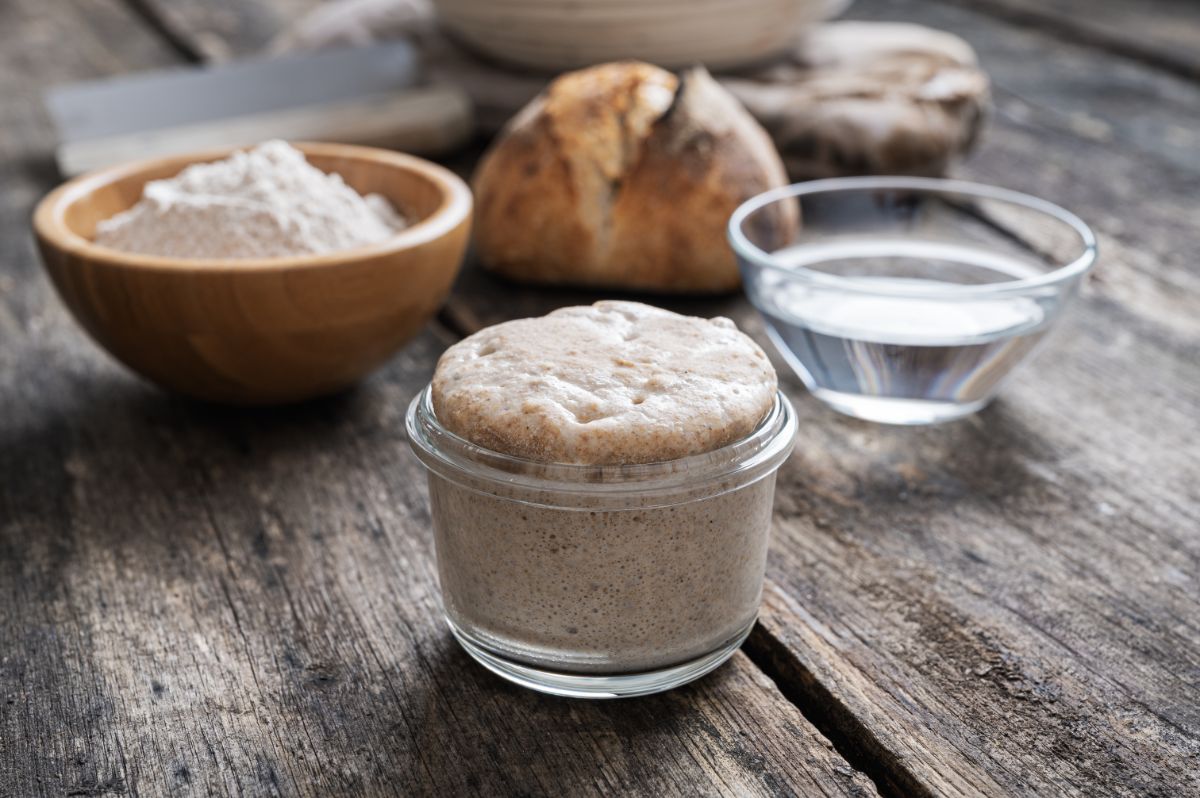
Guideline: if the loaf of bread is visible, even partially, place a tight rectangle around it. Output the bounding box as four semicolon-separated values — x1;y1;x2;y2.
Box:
471;62;797;294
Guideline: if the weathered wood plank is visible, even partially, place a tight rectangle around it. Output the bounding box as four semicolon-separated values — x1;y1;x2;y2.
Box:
0;338;876;797
735;16;1200;782
154;0;1200;189
44;0;1200;794
0;3;879;796
125;0;315;61
938;0;1200;82
848;0;1200;179
420;3;1200;796
134;0;1200;185
133;0;1200;85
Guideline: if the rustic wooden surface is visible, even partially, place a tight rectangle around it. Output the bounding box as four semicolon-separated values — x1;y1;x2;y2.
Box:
3;0;1199;796
0;1;876;797
937;0;1200;81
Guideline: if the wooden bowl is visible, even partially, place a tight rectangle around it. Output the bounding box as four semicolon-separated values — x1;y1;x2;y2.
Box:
33;142;472;405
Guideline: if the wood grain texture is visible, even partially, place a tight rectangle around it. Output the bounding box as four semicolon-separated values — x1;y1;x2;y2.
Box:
135;0;1200;84
744;6;1200;788
429;1;1200;796
939;0;1200;81
848;0;1200;179
8;0;1199;796
0;2;879;796
0;337;875;798
125;0;309;62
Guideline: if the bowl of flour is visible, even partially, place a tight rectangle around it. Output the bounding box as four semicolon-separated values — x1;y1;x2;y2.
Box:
32;140;472;404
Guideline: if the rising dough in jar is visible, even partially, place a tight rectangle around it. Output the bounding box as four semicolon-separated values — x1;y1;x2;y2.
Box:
431;301;777;465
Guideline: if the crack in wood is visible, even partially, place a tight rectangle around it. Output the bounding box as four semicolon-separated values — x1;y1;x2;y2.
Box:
741;622;934;798
435;304;478;340
120;0;206;63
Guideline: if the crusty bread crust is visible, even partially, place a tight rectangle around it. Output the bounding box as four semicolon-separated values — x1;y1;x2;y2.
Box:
472;62;797;294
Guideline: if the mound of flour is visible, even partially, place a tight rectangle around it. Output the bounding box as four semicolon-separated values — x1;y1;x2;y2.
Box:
94;140;406;259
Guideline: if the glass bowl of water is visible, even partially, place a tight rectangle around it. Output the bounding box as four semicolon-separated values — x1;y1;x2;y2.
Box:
729;177;1097;425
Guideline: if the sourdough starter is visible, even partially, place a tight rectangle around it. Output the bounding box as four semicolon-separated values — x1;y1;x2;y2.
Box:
430;472;777;672
422;301;785;673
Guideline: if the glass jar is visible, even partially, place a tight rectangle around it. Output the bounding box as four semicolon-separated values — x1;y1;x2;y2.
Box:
406;386;797;698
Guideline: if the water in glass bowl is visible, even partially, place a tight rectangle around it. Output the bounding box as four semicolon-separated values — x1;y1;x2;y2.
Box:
748;240;1056;425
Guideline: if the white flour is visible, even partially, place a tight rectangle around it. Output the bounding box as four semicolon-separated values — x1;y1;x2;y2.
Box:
94;140;406;259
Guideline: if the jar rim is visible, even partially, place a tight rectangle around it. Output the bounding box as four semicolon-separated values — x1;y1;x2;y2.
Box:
406;385;797;498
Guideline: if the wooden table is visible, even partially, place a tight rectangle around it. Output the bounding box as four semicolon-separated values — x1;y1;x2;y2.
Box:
2;1;1198;795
